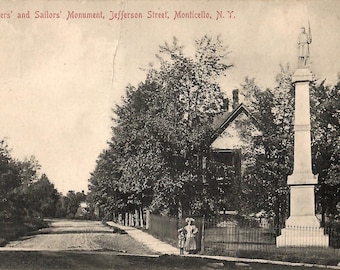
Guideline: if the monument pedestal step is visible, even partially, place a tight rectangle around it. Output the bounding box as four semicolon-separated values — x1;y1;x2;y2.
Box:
276;226;329;247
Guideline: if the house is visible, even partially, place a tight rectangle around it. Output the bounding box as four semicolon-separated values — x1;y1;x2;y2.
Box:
75;201;89;218
201;90;259;213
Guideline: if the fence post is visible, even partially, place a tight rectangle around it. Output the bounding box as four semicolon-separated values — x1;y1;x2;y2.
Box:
236;225;240;254
201;215;205;254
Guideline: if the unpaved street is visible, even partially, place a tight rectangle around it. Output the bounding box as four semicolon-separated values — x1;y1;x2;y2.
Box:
0;219;154;253
0;220;326;270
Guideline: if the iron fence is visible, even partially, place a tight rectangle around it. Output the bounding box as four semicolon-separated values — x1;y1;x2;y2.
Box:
149;214;179;241
146;214;340;257
203;217;340;257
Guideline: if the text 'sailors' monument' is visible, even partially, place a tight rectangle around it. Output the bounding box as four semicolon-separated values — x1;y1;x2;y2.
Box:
276;24;329;247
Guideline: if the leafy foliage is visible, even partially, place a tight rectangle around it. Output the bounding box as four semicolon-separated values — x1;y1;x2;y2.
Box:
238;65;340;225
88;35;232;217
238;66;294;226
311;78;340;222
0;140;22;221
0;140;61;222
26;173;59;218
88;35;339;225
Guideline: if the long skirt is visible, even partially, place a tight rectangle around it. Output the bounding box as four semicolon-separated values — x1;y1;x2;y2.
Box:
185;236;196;251
178;238;185;249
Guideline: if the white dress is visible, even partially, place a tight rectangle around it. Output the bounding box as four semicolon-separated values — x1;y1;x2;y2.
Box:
184;224;198;251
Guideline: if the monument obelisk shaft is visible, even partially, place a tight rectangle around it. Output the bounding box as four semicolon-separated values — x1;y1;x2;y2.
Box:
286;68;320;228
276;25;328;247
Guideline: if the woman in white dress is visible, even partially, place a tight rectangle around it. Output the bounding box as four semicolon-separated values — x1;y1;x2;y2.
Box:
183;217;198;254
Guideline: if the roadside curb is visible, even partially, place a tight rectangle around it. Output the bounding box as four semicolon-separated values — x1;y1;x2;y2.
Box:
106;221;340;269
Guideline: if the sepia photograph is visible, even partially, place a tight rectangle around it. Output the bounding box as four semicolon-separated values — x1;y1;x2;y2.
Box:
0;0;339;269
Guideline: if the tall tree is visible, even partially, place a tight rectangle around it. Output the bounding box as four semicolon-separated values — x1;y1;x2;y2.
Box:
26;173;60;218
63;190;86;219
89;35;233;217
88;147;126;219
0;140;61;222
239;65;294;226
239;67;340;227
0;140;22;221
311;78;340;224
18;156;41;188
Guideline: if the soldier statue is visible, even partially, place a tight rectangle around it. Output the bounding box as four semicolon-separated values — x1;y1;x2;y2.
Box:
297;23;312;67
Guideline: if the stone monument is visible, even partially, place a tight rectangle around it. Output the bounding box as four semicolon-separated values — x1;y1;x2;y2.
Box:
276;24;329;247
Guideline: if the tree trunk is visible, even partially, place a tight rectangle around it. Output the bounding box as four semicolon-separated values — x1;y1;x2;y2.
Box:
135;209;139;227
125;212;128;226
139;208;144;228
129;212;133;226
145;209;150;229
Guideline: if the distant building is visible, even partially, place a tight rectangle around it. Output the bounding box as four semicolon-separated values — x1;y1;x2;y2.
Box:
75;201;89;218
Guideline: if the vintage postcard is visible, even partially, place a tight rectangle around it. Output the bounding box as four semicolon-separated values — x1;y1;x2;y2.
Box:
0;0;339;269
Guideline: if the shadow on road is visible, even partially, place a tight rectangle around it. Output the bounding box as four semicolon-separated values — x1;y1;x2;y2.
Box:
0;251;320;270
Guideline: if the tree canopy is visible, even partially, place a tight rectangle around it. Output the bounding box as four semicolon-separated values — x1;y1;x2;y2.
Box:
238;66;340;226
88;36;339;225
0;141;61;222
88;35;233;217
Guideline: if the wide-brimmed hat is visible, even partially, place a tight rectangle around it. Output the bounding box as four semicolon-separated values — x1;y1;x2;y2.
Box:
185;217;195;223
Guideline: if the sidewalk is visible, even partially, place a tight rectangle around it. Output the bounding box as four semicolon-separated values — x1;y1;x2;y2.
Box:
106;221;179;255
106;221;340;269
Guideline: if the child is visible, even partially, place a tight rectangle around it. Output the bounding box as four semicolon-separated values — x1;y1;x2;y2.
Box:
177;228;186;255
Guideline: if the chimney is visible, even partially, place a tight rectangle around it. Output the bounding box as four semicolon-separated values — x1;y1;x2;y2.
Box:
232;89;239;110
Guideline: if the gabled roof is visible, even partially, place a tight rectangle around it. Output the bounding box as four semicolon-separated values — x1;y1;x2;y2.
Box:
210;103;258;144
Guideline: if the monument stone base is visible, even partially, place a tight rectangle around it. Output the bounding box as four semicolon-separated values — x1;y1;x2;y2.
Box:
277;225;329;247
276;185;329;247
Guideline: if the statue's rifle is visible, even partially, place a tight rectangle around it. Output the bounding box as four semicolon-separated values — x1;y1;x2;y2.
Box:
308;20;312;43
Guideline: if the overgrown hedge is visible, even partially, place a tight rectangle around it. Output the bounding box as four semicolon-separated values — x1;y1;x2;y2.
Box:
0;219;48;247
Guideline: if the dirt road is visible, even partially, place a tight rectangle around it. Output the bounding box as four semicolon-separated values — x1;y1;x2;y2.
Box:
0;219;153;254
0;219;329;269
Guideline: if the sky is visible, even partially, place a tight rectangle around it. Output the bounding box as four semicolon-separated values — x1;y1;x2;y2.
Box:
0;0;339;194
